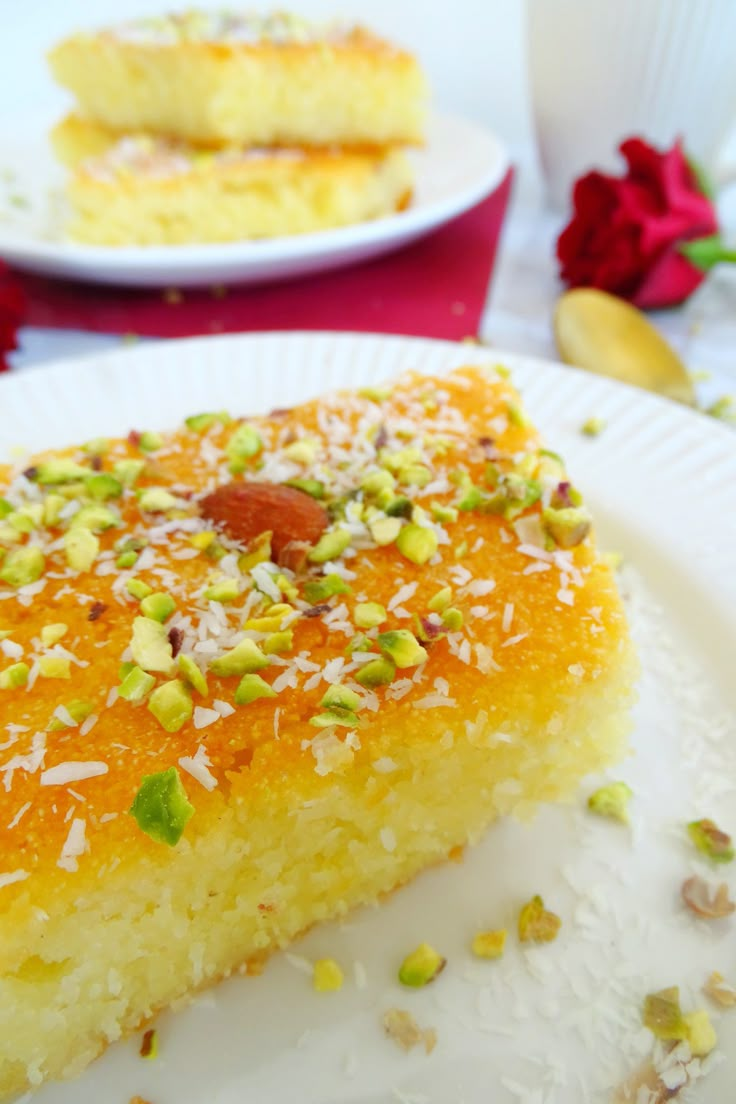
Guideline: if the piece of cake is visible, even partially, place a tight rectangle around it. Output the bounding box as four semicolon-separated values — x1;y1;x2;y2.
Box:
50;114;413;245
0;364;636;1098
48;11;428;148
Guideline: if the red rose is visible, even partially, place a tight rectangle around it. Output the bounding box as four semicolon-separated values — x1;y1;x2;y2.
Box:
0;262;24;371
557;138;727;309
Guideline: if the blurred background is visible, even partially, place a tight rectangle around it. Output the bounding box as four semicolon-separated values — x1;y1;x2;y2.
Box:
1;0;532;159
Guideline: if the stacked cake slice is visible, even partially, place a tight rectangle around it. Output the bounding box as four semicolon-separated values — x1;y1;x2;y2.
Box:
48;11;427;245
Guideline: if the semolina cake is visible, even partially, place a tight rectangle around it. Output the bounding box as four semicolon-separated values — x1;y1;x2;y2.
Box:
50;114;414;246
0;364;636;1097
48;11;428;148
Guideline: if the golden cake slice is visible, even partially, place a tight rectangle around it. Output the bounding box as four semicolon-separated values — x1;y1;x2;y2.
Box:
51;114;413;245
0;364;636;1098
48;11;427;147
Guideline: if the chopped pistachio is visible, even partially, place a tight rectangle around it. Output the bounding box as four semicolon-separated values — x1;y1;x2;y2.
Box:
587;781;633;824
0;662;29;689
226;424;262;462
64;528;99;572
210;638;269;676
369;516;401;546
642;987;687;1041
506;400;529;428
38;656;71;679
310;708;360;728
119;666;157;703
384;495;413;518
203;579;240;604
284;478;325;499
69;504;118;531
140;592;176;623
129;766;194;845
178;654;208;697
382;447;423;473
688;818;734;863
581;416;606;437
147;679;193;732
684;1009;718;1057
471;929;507;960
116;550;138;569
399;464;432;488
245;604;293;633
42;493;65;527
355;656;396;688
518;895;561;943
321;685;362;713
113;459;146;486
0;499;12;519
119;661;135;680
458;485;486;511
47;698;94;731
441;607;463;631
237;532;272;571
40;623;68;647
312;958;344;992
354;602;387;629
358;386;392;402
427;587;452;613
542;506;592;549
0;546;45;588
283;438;318;465
190;530;217;551
31;460;90;485
603;550;624;570
303;574;351;603
704;971;736;1008
137;431;164;453
127;578;153;600
234;673;277;705
9;504;43;533
430;502;458;524
83;437;109;456
263;630;293;655
86;473;123;501
396;524;438;566
138;488;178;513
131;616;176;674
361;470;396;495
398;943;446;987
307;529;351;564
378;630;428;669
185;412;230;433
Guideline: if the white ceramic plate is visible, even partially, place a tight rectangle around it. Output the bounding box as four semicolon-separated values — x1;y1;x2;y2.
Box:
3;333;735;1104
0;110;507;288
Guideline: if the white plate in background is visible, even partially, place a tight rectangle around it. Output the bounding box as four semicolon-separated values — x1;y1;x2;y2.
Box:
2;332;734;1104
0;111;508;288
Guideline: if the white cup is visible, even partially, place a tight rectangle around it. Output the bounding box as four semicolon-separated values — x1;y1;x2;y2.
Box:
527;0;736;210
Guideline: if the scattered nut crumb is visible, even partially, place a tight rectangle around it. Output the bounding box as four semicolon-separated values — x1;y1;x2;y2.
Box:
471;929;507;959
687;817;734;862
139;1028;158;1059
383;1008;437;1054
518;894;561;943
704;971;736;1007
581;416;606;437
681;875;735;919
163;287;183;305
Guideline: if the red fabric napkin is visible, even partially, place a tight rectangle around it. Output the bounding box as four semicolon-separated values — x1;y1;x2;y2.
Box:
18;171;512;341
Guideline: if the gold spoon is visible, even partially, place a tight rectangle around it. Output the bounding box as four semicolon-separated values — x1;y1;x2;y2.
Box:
553;288;695;405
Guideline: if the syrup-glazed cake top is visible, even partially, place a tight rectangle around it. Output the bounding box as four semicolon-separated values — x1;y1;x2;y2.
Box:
0;365;628;905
